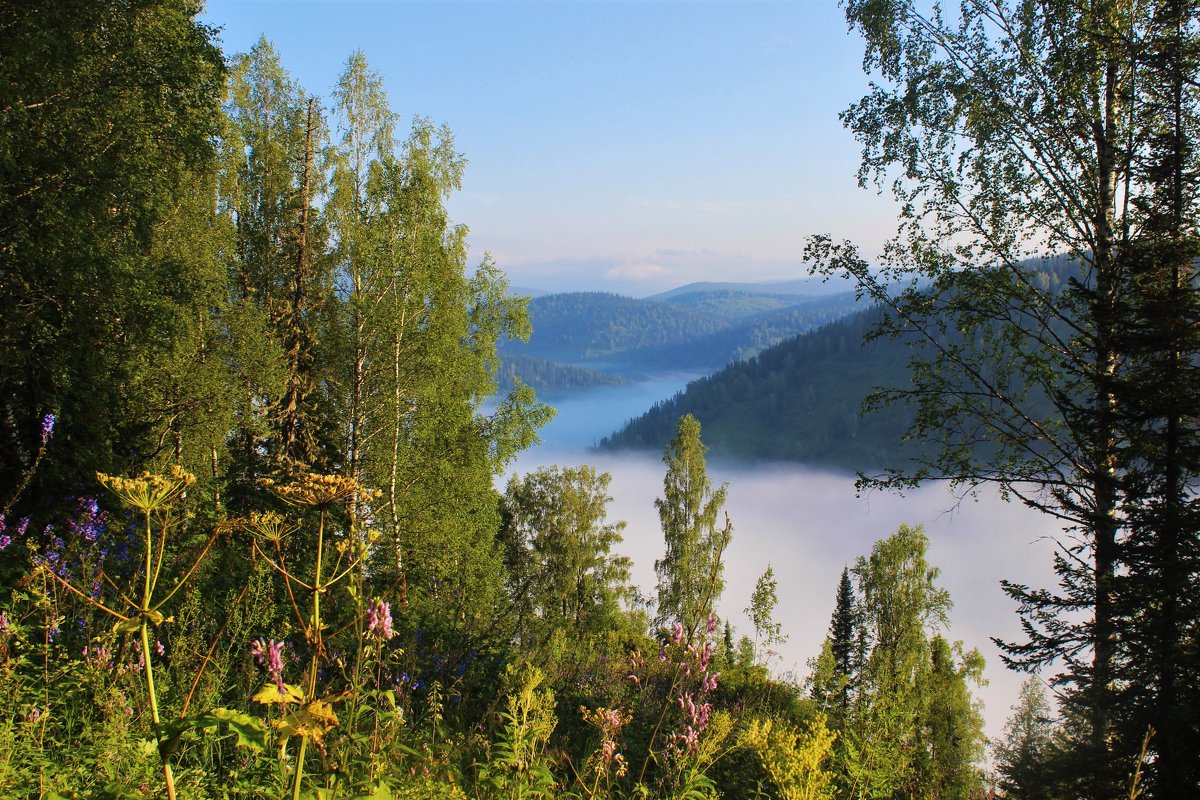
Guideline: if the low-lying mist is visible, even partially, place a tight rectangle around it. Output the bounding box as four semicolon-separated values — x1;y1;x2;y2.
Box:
504;446;1065;745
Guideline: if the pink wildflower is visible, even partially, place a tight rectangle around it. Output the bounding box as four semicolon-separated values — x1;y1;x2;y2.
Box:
251;638;287;696
366;598;395;640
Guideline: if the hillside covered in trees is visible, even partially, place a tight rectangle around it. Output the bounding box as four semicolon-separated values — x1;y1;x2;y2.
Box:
502;289;860;379
600;260;1077;468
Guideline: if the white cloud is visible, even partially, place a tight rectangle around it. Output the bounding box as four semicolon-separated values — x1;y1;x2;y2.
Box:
603;261;670;282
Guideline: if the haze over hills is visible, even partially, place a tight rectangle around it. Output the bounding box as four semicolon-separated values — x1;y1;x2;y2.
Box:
647;274;858;301
497;280;862;391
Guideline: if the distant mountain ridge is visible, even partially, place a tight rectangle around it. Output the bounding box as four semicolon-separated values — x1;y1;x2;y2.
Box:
647;274;857;300
598;257;1082;469
500;285;862;389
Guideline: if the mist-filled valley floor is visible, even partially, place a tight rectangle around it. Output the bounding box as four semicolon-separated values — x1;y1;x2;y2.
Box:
506;372;1062;744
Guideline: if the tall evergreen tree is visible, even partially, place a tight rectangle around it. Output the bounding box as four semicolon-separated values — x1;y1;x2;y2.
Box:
994;677;1058;800
223;37;334;478
821;525;985;800
653;414;732;641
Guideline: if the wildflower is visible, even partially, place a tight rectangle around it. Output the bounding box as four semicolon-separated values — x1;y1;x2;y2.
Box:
41;413;55;445
259;472;379;508
251;638;287;696
15;518;28;537
0;535;9;551
0;611;9;632
671;622;685;644
69;497;106;543
366;598;395;640
156;639;166;657
97;467;195;513
706;612;719;634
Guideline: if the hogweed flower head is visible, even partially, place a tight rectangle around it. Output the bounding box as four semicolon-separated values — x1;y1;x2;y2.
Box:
260;473;380;508
244;511;299;543
98;466;195;513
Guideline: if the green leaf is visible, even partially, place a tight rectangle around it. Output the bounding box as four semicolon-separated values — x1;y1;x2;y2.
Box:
158;708;271;754
113;618;141;636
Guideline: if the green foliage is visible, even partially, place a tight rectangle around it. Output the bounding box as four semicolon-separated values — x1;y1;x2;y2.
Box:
653;416;731;640
0;0;226;508
994;677;1059;800
502;465;639;652
745;566;785;667
806;526;986;800
740;714;837;800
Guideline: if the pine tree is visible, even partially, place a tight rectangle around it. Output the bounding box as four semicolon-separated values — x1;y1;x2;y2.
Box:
995;677;1057;800
809;1;1200;791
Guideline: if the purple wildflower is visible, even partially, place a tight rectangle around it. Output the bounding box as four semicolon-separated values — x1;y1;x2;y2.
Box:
69;497;106;543
706;612;719;634
251;638;286;696
40;413;56;445
0;535;10;551
671;622;685;644
16;518;28;537
366;598;395;640
0;611;9;632
156;640;166;657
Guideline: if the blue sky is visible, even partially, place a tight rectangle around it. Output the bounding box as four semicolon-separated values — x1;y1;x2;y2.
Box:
202;1;899;296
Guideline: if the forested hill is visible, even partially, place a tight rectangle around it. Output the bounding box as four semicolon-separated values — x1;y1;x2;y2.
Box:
501;288;860;377
598;305;917;468
504;292;724;363
600;258;1083;468
495;353;630;395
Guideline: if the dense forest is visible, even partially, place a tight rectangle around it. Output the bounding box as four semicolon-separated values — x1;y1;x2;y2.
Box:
2;0;1198;798
600;261;1077;467
503;290;859;376
496;353;630;395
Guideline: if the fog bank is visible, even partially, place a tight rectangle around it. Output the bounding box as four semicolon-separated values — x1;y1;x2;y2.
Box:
505;446;1064;746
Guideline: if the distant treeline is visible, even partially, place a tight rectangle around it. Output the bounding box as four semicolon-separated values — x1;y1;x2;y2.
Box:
496;353;630;394
601;258;1082;468
504;289;861;375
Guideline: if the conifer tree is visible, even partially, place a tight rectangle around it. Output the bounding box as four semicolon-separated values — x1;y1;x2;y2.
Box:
223;38;335;477
810;1;1200;791
995;677;1058;800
